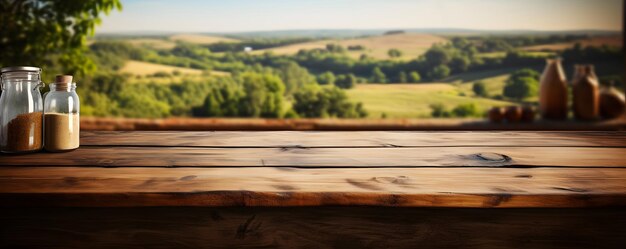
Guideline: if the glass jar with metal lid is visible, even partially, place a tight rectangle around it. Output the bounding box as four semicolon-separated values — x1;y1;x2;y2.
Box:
0;66;45;153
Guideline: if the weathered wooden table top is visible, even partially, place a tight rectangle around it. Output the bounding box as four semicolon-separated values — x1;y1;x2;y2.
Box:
1;131;625;208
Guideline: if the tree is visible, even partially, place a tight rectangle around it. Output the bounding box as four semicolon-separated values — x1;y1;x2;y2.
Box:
293;86;367;118
472;81;488;97
325;43;345;53
503;68;540;100
397;71;407;83
449;56;470;73
192;72;286;118
428;65;451;80
424;45;451;67
335;74;357;89
276;61;316;96
370;67;387;83
408;71;421;83
347;45;365;51
317;71;336;85
430;103;450;117
238;72;286;118
0;0;123;75
388;49;402;58
192;81;243;117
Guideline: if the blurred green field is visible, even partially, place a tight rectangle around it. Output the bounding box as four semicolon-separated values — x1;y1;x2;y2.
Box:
346;83;516;118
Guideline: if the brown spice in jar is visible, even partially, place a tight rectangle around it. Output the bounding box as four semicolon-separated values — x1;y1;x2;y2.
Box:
3;112;43;152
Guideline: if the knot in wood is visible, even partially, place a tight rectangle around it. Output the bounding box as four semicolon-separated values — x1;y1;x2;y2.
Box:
476;153;511;163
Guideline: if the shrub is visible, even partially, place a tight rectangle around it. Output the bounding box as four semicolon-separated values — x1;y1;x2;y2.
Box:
503;69;539;100
451;103;482;117
472;81;488;97
335;74;357;89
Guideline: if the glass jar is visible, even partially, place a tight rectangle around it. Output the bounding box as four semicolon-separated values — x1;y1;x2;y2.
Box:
44;75;80;151
0;66;45;153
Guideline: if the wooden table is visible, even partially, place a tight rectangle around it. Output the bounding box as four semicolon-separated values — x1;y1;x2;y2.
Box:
1;131;625;248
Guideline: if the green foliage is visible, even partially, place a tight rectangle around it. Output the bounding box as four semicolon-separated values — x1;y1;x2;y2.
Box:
503;68;539;100
451;103;482;117
117;88;171;118
80;92;120;117
408;71;421;83
347;45;365;51
192;79;243;117
449;56;470;73
317;71;336;85
335;74;357;89
370;67;387;83
293;86;367;118
88;41;148;72
171;43;212;60
276;61;316;96
424;45;452;67
152;71;172;77
326;43;345;53
472;81;488;97
430;103;483;118
47;24;623;119
0;0;123;75
192;72;285;118
428;65;451;80
429;103;450;118
237;72;285;117
388;49;402;58
397;71;408;83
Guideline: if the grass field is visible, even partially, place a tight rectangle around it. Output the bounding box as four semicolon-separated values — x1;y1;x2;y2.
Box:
126;38;177;50
120;60;205;75
253;33;447;60
169;34;240;44
346;83;516;118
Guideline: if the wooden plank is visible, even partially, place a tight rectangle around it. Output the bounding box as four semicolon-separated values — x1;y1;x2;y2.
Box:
1;146;625;167
80;131;626;148
1;207;624;249
1;167;625;207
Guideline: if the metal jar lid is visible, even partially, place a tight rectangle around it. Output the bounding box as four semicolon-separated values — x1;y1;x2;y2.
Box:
0;66;41;73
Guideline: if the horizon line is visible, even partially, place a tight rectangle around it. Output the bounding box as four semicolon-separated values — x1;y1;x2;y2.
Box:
96;27;623;35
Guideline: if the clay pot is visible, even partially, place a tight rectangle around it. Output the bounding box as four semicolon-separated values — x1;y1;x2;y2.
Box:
488;107;505;123
521;106;535;122
539;59;568;120
572;65;600;121
505;106;523;123
599;87;626;119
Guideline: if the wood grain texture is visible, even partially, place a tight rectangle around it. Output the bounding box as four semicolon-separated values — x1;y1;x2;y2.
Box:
1;207;625;249
1;167;625;207
1;146;625;167
80;131;626;148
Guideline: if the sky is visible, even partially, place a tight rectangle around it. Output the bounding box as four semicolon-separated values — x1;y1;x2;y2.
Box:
99;0;623;33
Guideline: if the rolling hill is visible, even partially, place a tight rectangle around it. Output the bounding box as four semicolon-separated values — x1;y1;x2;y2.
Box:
522;35;622;51
252;33;448;60
126;38;177;49
346;83;516;118
169;34;240;44
120;60;204;75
